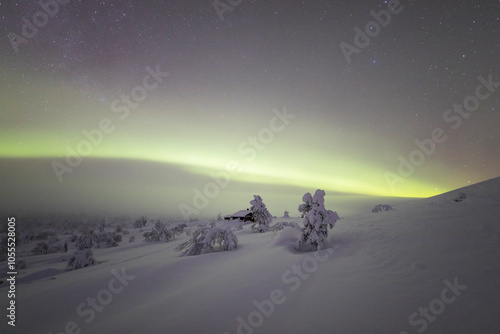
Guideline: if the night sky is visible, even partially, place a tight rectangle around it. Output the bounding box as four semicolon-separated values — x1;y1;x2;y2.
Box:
1;1;499;219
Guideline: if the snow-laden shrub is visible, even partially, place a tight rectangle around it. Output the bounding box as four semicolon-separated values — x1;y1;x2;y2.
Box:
173;223;187;235
372;204;393;213
270;221;302;232
454;192;466;202
143;221;186;242
250;195;273;233
32;241;64;254
93;232;122;248
115;225;123;233
76;234;93;250
143;229;161;242
296;189;339;251
129;235;135;242
176;225;238;256
143;221;172;242
133;216;148;228
67;249;96;269
32;242;49;255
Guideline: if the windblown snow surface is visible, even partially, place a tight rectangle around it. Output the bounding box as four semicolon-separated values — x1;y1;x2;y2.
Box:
1;178;499;334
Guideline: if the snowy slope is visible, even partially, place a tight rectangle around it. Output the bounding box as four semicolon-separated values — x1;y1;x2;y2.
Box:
1;178;499;334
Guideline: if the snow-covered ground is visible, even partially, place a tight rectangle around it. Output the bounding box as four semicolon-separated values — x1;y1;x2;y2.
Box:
1;178;499;334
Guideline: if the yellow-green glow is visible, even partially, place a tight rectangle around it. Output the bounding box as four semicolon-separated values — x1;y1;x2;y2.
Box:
1;124;445;198
0;72;487;201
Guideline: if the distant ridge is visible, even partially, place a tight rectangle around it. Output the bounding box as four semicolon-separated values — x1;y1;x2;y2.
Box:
428;176;500;202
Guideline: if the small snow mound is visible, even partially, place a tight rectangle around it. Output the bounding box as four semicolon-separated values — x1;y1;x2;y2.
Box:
453;192;467;202
271;226;302;248
372;204;393;213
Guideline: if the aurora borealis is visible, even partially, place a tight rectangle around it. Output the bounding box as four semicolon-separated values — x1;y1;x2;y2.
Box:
1;1;499;219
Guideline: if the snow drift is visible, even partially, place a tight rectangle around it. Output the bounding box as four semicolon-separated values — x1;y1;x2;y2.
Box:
0;178;499;333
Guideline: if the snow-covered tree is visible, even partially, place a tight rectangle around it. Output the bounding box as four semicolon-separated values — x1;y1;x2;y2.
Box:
32;242;49;255
76;234;93;250
250;195;273;233
32;241;65;255
283;210;290;218
173;223;187;235
296;189;339;251
143;221;168;242
133;216;148;228
298;192;313;218
92;232;122;248
176;225;238;256
143;221;185;242
67;248;96;269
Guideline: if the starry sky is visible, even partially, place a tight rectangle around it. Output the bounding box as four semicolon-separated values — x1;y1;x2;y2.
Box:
1;1;499;219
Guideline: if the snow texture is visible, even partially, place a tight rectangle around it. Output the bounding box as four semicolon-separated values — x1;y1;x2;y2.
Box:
2;178;500;334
